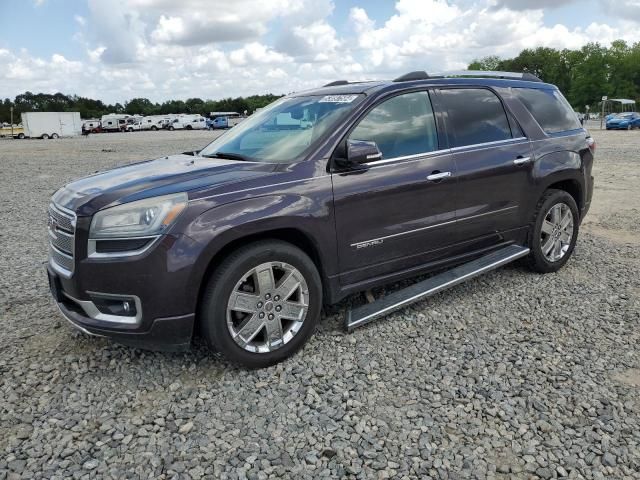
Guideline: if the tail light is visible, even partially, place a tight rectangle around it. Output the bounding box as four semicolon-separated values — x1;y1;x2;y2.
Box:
587;136;596;154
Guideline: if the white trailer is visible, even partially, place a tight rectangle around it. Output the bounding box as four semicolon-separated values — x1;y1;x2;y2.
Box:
83;119;101;132
21;112;82;139
101;114;131;132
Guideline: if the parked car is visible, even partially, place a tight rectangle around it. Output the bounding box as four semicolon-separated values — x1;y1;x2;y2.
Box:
208;116;231;129
0;123;25;138
606;112;640;130
126;121;143;132
46;71;594;367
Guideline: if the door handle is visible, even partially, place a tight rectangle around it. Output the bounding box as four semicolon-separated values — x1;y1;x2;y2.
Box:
426;171;452;181
513;156;531;166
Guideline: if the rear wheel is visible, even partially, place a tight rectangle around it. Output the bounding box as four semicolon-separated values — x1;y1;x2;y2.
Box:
186;125;193;130
41;134;49;140
168;126;174;131
51;133;59;139
200;240;322;368
151;126;157;131
526;189;579;273
17;133;25;139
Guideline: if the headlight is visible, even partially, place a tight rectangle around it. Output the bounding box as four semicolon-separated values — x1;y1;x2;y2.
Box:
89;193;188;239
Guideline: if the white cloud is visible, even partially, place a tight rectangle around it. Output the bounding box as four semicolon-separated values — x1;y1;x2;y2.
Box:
1;0;638;103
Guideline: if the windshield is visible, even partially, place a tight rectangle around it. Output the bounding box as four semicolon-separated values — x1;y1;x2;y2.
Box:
616;113;634;118
199;94;364;163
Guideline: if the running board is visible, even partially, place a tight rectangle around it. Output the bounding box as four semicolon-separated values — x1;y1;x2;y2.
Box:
345;245;530;331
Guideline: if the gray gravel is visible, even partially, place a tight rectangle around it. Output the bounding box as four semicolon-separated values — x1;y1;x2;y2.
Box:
1;129;639;479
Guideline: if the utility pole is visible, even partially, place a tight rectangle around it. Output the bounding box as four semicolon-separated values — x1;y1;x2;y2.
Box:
10;106;13;138
601;96;607;130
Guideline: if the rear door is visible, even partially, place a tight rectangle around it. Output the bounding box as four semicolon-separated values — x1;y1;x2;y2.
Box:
332;90;458;286
437;87;533;245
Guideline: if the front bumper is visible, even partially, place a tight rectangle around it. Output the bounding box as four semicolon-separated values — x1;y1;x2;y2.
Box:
49;264;194;351
45;226;204;351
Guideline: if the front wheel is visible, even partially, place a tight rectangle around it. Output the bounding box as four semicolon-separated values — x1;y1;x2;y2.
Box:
200;240;322;368
526;189;579;273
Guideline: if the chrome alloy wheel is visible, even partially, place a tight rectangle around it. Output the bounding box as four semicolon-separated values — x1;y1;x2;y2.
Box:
226;261;309;353
540;203;574;262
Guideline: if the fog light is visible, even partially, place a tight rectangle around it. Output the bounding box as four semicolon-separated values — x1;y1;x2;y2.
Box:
90;295;138;317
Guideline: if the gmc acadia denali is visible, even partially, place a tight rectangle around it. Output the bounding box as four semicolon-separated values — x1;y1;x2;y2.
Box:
47;71;594;367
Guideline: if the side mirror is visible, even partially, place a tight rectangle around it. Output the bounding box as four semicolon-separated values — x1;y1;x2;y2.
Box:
347;139;382;164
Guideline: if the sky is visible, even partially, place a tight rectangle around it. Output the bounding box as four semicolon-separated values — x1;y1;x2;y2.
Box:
0;0;639;104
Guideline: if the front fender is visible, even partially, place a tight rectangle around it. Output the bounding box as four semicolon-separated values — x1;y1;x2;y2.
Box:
183;192;337;305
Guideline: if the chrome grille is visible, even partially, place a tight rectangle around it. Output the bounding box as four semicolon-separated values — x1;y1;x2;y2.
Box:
48;203;76;276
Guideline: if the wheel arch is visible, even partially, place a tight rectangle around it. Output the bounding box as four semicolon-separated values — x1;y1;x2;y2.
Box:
192;227;327;332
542;178;583;215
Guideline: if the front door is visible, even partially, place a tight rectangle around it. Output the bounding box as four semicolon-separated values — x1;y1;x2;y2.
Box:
332;90;458;286
437;87;534;245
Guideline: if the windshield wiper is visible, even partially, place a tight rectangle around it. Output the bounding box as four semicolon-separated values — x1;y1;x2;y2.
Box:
202;151;252;161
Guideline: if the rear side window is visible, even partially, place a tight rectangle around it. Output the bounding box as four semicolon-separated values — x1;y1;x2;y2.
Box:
440;88;512;147
350;91;438;160
513;88;581;134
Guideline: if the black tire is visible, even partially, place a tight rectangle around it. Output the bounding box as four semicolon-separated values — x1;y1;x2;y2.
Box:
17;133;25;139
200;240;322;368
41;134;49;140
186;125;192;130
168;126;174;131
526;189;579;273
151;126;157;131
51;133;59;139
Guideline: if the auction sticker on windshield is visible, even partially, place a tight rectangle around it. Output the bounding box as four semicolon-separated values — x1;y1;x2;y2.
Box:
319;94;359;103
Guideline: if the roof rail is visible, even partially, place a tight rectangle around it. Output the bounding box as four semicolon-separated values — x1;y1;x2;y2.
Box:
434;70;543;82
323;80;349;87
393;71;431;82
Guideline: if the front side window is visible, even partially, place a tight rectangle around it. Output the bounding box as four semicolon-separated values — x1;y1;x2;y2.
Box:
199;94;364;163
513;88;581;134
349;91;438;160
440;88;513;148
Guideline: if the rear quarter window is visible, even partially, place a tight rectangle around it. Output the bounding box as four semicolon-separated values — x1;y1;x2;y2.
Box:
513;88;581;134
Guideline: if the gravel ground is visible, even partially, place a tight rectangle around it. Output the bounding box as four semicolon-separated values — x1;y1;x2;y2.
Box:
1;129;639;479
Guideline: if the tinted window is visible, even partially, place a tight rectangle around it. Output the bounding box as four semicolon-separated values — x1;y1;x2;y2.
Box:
440;88;512;147
350;91;438;160
513;88;581;134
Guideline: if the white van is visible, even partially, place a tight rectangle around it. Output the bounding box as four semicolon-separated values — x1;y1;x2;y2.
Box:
167;115;207;130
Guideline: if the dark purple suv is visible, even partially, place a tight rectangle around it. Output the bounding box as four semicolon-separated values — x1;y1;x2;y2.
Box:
47;71;595;367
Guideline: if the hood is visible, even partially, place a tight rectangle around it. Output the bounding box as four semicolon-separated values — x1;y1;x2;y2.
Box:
53;154;277;215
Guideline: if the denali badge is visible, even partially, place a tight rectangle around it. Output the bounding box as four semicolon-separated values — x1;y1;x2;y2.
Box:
355;239;384;249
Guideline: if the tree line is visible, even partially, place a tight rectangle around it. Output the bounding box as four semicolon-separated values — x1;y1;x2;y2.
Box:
0;92;283;124
3;40;638;123
469;40;640;112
